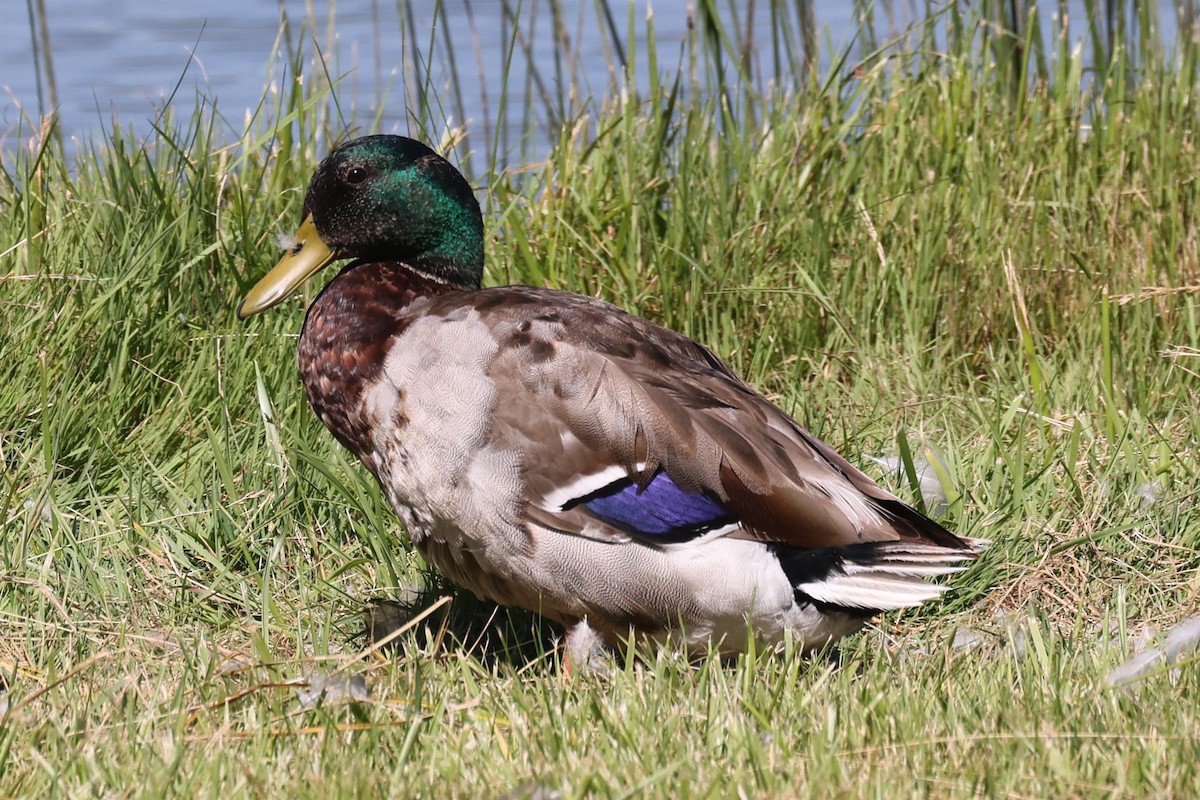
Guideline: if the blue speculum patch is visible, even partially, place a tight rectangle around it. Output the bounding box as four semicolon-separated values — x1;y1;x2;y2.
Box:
580;469;735;541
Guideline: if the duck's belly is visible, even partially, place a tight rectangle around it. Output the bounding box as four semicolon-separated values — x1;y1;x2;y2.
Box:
389;481;865;653
499;530;869;653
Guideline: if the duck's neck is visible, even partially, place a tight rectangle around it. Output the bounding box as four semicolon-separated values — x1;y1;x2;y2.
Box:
297;260;469;463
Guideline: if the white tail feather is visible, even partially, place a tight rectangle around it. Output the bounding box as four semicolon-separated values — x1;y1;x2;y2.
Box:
795;541;980;610
843;561;969;578
798;573;952;609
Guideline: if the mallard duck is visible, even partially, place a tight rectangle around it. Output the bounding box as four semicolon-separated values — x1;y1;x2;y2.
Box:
239;134;981;658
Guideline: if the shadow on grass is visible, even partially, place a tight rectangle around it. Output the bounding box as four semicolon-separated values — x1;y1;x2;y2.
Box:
361;572;564;671
359;571;854;674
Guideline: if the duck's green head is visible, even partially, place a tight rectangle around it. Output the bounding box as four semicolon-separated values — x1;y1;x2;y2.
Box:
238;135;484;319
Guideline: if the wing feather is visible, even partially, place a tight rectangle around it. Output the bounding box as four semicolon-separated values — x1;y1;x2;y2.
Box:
447;287;971;555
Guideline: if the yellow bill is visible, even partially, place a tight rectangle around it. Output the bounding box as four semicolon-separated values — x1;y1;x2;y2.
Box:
238;215;337;319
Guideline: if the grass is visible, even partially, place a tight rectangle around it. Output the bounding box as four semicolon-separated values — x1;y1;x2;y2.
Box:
3;1;1200;796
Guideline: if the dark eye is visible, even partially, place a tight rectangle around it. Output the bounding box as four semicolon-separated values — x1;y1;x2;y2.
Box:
346;166;368;185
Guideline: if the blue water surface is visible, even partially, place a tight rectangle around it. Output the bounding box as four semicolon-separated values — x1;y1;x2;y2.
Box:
1;1;1184;165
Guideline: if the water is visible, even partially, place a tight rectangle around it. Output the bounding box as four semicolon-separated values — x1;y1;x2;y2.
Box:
5;0;856;157
2;1;1185;164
